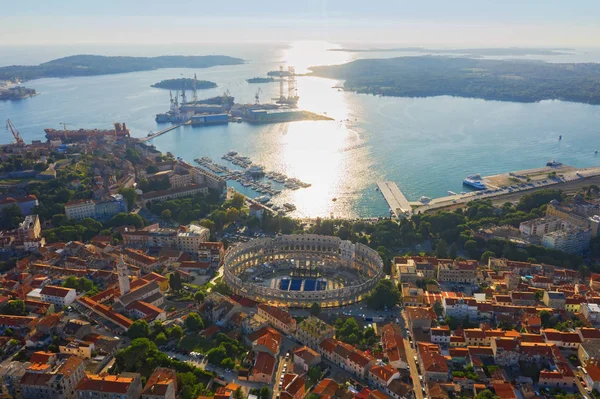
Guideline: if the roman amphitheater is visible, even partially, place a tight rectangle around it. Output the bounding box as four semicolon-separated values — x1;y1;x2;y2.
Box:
223;234;384;308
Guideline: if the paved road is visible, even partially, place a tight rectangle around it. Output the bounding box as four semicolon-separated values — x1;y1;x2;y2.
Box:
400;309;424;399
574;369;592;399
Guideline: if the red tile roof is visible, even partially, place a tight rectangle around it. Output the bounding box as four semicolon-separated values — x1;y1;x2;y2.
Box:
252;352;275;376
76;374;136;394
586;364;600;382
40;285;74;298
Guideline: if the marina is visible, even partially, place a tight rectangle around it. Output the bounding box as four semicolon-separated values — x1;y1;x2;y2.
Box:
195;151;311;210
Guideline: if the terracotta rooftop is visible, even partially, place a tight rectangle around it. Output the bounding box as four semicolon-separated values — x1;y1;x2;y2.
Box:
40;285;74;297
76;374;137;394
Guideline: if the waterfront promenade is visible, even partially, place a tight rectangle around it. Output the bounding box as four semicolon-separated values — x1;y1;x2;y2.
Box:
377;181;412;219
411;165;600;214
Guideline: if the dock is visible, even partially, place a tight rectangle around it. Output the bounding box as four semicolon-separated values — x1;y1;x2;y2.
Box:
141;121;189;142
411;164;600;214
377;181;412;219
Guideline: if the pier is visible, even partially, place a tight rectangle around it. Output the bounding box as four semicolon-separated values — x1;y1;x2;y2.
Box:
411;164;600;214
377;181;412;219
141;121;189;142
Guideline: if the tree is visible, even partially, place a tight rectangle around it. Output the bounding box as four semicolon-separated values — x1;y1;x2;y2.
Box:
194;291;205;303
119;188;138;210
480;251;495;264
155;332;167;346
221;357;235;369
464;240;478;257
184;312;204;331
161;209;172;220
310;302;321;316
226;207;239;222
435;240;448;258
146;165;159;174
308;366;321;384
0;205;22;229
169;271;182;292
115;338;156;371
476;390;500;399
168;325;183;340
198;218;215;232
366;279;400;310
206;346;227;365
259;387;271;399
2;300;26;316
433;301;444;317
127;320;150;340
449;243;458;259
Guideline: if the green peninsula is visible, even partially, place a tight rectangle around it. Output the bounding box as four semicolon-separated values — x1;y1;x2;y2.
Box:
151;78;217;90
309;56;600;105
0;55;244;81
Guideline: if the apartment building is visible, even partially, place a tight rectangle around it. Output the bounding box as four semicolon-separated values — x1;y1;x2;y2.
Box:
21;356;85;399
437;260;477;283
75;373;142;399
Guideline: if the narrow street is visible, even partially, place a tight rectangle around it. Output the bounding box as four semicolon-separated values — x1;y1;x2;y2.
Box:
399;308;424;399
574;369;592;399
272;353;290;399
403;337;424;399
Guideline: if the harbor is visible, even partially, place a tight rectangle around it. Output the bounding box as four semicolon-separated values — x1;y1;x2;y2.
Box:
377;181;413;219
195;151;312;213
406;162;600;214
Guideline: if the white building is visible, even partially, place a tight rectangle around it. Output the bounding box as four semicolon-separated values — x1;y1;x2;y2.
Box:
64;200;96;220
176;224;210;252
443;297;478;320
40;285;77;307
519;217;563;239
542;228;592;254
582;303;600;325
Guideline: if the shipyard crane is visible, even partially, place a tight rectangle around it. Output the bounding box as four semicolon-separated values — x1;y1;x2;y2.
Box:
255;87;263;104
192;73;198;104
6;119;24;146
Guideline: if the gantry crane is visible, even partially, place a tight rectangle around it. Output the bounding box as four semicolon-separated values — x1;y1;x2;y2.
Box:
255;87;263;104
6;119;24;145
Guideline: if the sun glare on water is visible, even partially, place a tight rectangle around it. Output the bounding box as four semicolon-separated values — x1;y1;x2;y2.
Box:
267;41;370;218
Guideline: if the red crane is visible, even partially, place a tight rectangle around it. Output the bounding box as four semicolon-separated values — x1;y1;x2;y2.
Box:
6;119;24;145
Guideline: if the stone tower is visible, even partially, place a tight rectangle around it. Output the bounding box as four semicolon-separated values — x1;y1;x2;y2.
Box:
117;256;130;296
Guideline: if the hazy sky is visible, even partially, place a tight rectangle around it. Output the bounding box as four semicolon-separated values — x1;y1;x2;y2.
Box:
2;0;599;47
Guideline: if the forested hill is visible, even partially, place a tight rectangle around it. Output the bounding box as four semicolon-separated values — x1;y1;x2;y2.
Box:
0;55;244;81
309;56;600;105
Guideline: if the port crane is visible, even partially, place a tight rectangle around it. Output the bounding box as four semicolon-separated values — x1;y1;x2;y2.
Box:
255;88;263;104
6;119;24;146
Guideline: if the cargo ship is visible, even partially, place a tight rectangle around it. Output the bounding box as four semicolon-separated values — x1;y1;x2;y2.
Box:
462;174;486;190
190;113;229;126
44;122;130;141
246;77;275;84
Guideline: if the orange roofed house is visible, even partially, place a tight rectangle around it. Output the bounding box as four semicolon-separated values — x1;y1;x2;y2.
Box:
21;355;85;399
280;373;305;399
257;304;296;334
141;368;177;399
417;342;449;382
39;285;76;307
76;373;142;399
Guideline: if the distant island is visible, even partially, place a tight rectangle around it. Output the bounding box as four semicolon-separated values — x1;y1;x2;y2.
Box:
328;47;571;57
246;77;275;83
151;78;217;90
309;56;600;105
0;54;245;81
